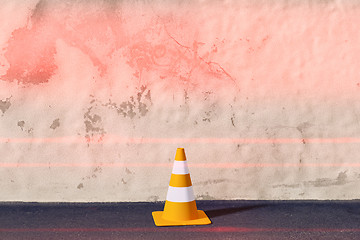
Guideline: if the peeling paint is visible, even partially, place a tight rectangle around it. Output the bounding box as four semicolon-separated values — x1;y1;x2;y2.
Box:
50;118;60;130
230;113;236;127
121;178;127;184
101;85;152;119
200;101;217;123
83;106;105;141
125;168;133;175
27;128;33;134
84;119;102;132
137;86;150;116
82;167;102;180
202;111;212;122
144;89;152;102
0;97;11;114
17;121;25;130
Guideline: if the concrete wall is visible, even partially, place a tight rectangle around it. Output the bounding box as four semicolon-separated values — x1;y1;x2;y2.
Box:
1;0;360;202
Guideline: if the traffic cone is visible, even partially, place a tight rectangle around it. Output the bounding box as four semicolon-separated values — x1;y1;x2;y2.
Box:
152;148;211;226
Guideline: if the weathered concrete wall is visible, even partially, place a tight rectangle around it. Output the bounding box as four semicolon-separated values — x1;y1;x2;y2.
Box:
1;0;360;201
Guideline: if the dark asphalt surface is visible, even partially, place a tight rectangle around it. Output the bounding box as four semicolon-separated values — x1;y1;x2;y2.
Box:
0;200;359;239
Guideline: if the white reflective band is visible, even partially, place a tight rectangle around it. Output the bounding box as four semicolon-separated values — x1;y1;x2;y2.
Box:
166;186;195;202
172;160;189;174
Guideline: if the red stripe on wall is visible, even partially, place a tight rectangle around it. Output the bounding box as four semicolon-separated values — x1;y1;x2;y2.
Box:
0;162;358;168
1;136;360;144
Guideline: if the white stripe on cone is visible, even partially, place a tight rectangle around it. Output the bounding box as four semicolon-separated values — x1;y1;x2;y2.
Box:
172;160;189;174
166;186;195;202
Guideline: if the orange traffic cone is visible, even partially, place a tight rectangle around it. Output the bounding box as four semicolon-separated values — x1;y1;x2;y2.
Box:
152;148;211;226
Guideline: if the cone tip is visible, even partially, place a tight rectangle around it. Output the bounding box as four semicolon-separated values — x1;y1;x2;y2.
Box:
175;148;186;161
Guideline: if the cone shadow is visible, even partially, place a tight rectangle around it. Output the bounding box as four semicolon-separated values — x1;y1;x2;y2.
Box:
205;204;268;218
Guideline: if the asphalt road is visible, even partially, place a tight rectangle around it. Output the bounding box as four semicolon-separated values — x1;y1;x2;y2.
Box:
0;200;359;239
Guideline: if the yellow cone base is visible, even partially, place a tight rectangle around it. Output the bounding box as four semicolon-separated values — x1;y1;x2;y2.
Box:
152;210;211;226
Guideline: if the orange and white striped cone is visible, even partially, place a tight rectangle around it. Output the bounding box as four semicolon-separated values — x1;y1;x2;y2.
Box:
152;148;211;226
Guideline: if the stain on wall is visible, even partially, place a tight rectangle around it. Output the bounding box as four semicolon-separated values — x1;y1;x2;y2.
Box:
305;171;348;188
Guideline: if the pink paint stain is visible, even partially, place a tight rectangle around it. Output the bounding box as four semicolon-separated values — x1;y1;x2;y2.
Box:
1;1;237;97
2;1;126;84
3;21;58;84
1;1;359;100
